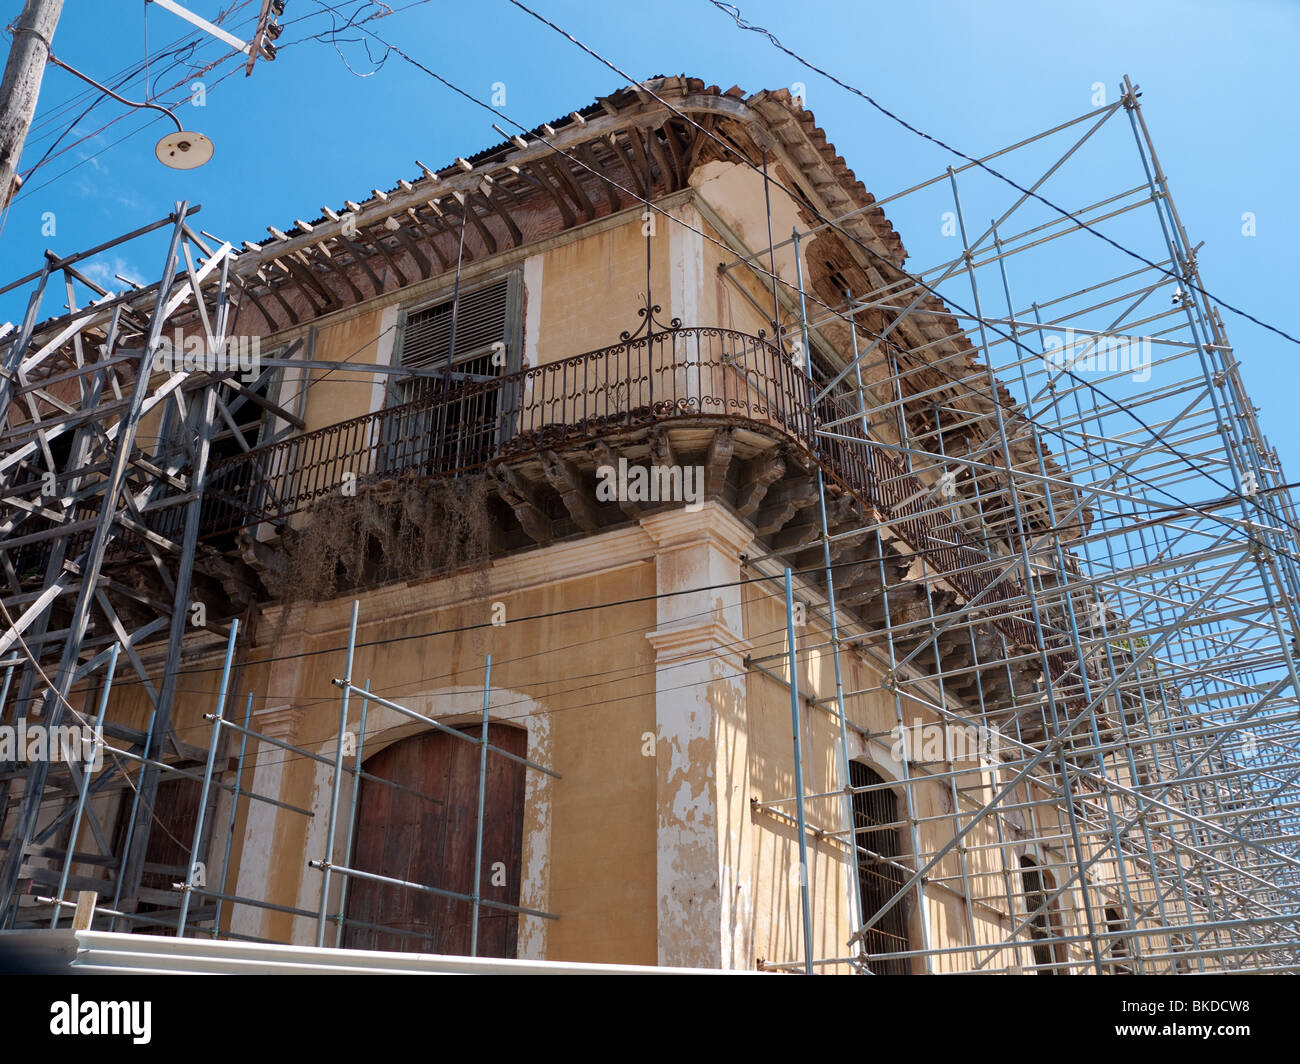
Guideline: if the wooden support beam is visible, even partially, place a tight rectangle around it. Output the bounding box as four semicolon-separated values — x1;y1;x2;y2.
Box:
736;449;785;518
238;283;279;332
279;255;338;312
402;210;451;272
461;198;498;256
574;142;621;213
589;440;640;521
73;890;97;930
607;131;648;200
544;154;597;222
685;114;715;172
332;232;386;296
501;163;558;205
491;462;551;545
541;450;600;531
307;245;365;303
356;224;411;288
754;476;819;536
522;161;576;228
474;187;524;247
647;126;679;191
704;428;735;498
388;222;434;279
624;126;657;198
661;120;688;186
262;277;302;326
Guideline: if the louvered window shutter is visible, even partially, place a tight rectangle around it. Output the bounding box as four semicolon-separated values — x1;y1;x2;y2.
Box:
399;279;510;371
381;277;514;473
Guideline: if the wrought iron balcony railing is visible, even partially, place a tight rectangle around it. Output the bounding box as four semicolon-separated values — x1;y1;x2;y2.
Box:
199;319;1042;652
201;322;810;535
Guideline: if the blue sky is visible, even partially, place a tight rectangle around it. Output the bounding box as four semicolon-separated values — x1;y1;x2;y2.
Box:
2;0;1296;470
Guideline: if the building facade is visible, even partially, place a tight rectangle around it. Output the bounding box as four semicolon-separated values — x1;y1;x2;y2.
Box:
3;76;1294;974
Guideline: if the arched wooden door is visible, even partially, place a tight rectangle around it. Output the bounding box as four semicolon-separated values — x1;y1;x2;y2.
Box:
342;724;527;957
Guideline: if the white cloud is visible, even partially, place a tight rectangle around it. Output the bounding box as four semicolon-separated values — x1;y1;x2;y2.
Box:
81;256;146;292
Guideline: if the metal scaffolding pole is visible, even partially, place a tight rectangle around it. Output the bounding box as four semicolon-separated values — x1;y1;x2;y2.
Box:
0;71;1296;974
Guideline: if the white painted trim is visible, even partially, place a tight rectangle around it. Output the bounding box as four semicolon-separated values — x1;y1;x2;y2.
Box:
369;303;400;415
522;254;543;371
521;253;543;417
669;204;704;404
57;929;754;975
669;203;703;328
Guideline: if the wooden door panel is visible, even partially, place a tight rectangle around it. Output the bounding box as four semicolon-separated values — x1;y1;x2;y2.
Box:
343;724;526;957
111;775;204;935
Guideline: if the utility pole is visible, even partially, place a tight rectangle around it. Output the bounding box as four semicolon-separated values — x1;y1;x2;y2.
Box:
0;0;63;208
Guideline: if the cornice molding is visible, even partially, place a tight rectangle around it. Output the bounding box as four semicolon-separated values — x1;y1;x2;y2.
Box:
253;704;303;741
645;618;751;668
639;502;754;558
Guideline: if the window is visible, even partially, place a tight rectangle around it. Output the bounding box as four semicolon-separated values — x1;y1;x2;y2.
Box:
342;724;527;957
395;278;512;393
382;275;521;476
1105;905;1135;974
850;761;912;974
1019;855;1067;974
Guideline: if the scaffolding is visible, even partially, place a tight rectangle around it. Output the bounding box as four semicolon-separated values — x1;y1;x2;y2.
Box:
0;74;1297;973
0;208;246;924
728;77;1300;973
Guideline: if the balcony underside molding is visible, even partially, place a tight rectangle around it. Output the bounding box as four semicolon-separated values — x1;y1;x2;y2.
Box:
61;323;1088;738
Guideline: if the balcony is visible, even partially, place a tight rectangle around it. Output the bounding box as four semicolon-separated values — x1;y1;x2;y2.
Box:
203;323;809;532
201;319;1048;658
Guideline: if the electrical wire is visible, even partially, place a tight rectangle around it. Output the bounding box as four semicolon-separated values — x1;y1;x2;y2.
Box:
7;0;1297;831
15;3;261;183
307;0;1273;560
304;0;396;77
217;622;800;777
11;6;1295;585
499;0;1300;546
21;0;1256;569
21;14;214;146
154;565;840;743
705;0;1300;351
10;61;248;205
0;597;199;854
9;0;368;204
57;460;1269;718
29;473;1209;747
10;3;1295;694
156;546;844;771
1;566;823;836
